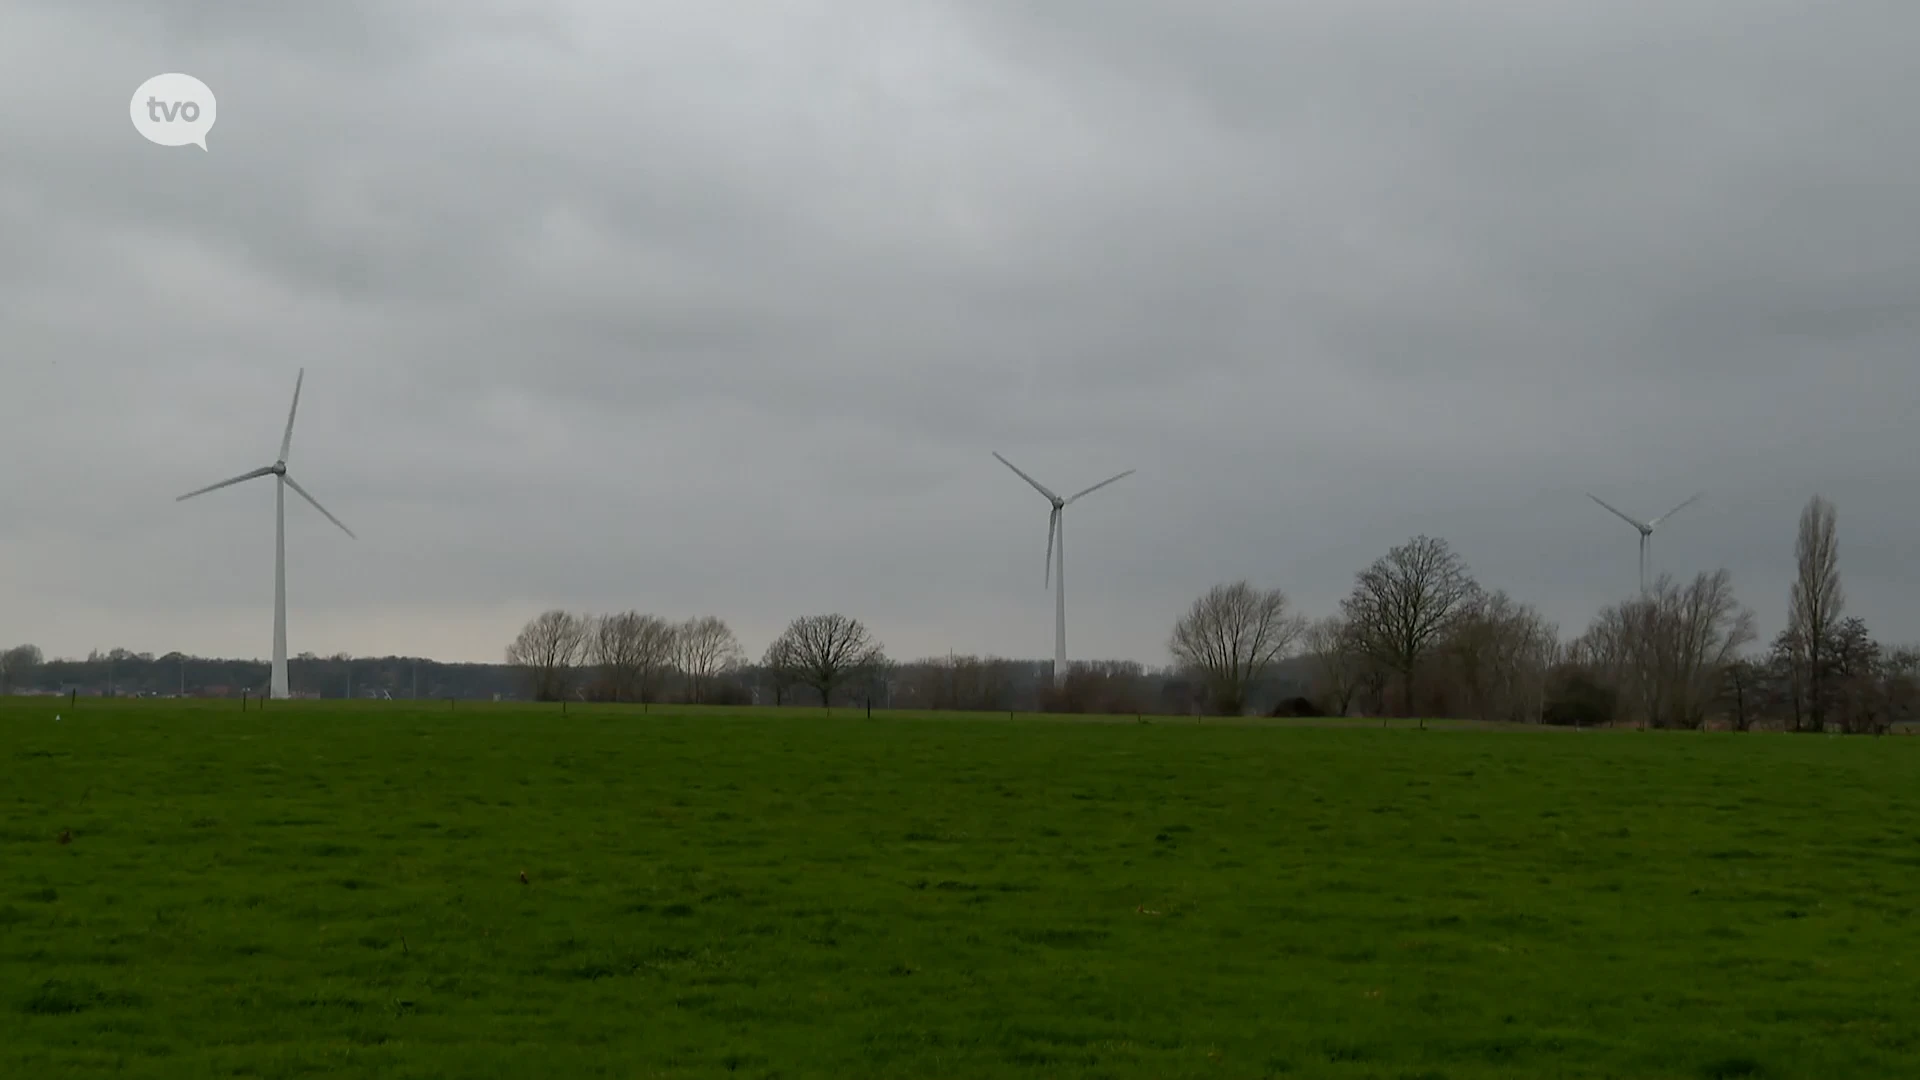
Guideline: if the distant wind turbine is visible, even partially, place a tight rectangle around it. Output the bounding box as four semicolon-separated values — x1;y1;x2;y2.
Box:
176;369;355;699
993;452;1134;689
1587;491;1702;596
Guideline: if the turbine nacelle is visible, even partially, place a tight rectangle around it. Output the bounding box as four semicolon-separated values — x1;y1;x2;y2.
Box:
1588;491;1702;537
1587;490;1704;594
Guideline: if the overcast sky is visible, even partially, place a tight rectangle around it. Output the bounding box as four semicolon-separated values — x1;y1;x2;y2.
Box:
2;0;1915;666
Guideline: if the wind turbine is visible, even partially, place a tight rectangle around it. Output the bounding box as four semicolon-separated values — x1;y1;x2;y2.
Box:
993;452;1134;689
1587;491;1702;596
176;369;355;699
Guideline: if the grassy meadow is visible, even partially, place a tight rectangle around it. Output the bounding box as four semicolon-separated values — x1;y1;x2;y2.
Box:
3;697;1919;1078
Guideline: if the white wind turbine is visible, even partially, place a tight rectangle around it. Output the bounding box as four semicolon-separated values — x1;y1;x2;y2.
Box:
1587;491;1702;596
993;452;1134;689
176;369;355;699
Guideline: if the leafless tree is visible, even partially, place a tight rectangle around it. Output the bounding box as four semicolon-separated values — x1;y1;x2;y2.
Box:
633;615;680;703
588;612;678;702
1302;617;1366;717
1044;660;1153;715
768;614;885;706
1168;582;1307;715
1763;628;1918;735
1766;627;1807;732
1568;602;1636;722
898;654;1021;711
861;656;898;710
1442;591;1559;724
1574;571;1755;729
1718;658;1765;732
1341;535;1482;718
506;610;590;701
1663;570;1755;727
675;615;745;704
0;644;43;694
951;655;1019;711
760;636;803;706
1788;495;1843;732
1885;646;1920;731
1828;616;1886;734
588;613;633;701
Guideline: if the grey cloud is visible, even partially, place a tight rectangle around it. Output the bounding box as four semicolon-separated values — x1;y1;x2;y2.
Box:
1;0;1916;667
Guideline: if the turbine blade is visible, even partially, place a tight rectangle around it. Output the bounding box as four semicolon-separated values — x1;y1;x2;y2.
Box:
175;466;275;502
279;368;305;462
1044;506;1058;589
283;474;355;539
993;452;1061;502
1649;492;1704;528
1587;493;1648;532
1066;469;1136;504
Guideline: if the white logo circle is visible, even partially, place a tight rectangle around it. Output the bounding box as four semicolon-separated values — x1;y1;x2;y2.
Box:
130;73;217;150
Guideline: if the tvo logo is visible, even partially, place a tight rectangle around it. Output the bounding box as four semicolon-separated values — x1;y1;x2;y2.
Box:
130;73;216;150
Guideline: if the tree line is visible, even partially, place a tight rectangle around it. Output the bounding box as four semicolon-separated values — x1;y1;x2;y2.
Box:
505;610;892;706
504;610;760;704
1161;495;1916;731
503;607;1309;712
5;494;1912;729
0;648;524;700
498;492;1914;730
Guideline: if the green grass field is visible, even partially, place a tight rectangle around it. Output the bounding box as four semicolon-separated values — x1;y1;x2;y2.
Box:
4;699;1918;1079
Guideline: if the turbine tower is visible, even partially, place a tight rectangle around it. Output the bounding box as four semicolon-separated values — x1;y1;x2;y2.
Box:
1587;491;1701;596
993;452;1134;689
176;369;355;699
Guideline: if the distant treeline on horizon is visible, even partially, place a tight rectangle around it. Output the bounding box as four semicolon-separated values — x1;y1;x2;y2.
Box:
0;648;1315;713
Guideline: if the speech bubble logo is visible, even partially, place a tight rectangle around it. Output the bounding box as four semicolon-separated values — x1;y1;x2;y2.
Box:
130;73;216;150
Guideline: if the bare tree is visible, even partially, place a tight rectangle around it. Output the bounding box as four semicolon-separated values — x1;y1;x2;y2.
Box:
1442;591;1559;724
587;612;678;702
1788;495;1843;732
859;656;897;711
768;614;885;706
1766;629;1918;735
897;654;1021;711
675;615;745;704
949;655;1019;711
1828;616;1886;734
1341;535;1482;718
1044;659;1153;715
1302;617;1366;717
634;616;679;703
589;613;634;701
1718;658;1765;732
1885;646;1920;731
506;610;590;701
1574;571;1756;729
1568;602;1638;723
1168;582;1307;715
1766;627;1807;732
1667;571;1757;727
760;636;803;706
